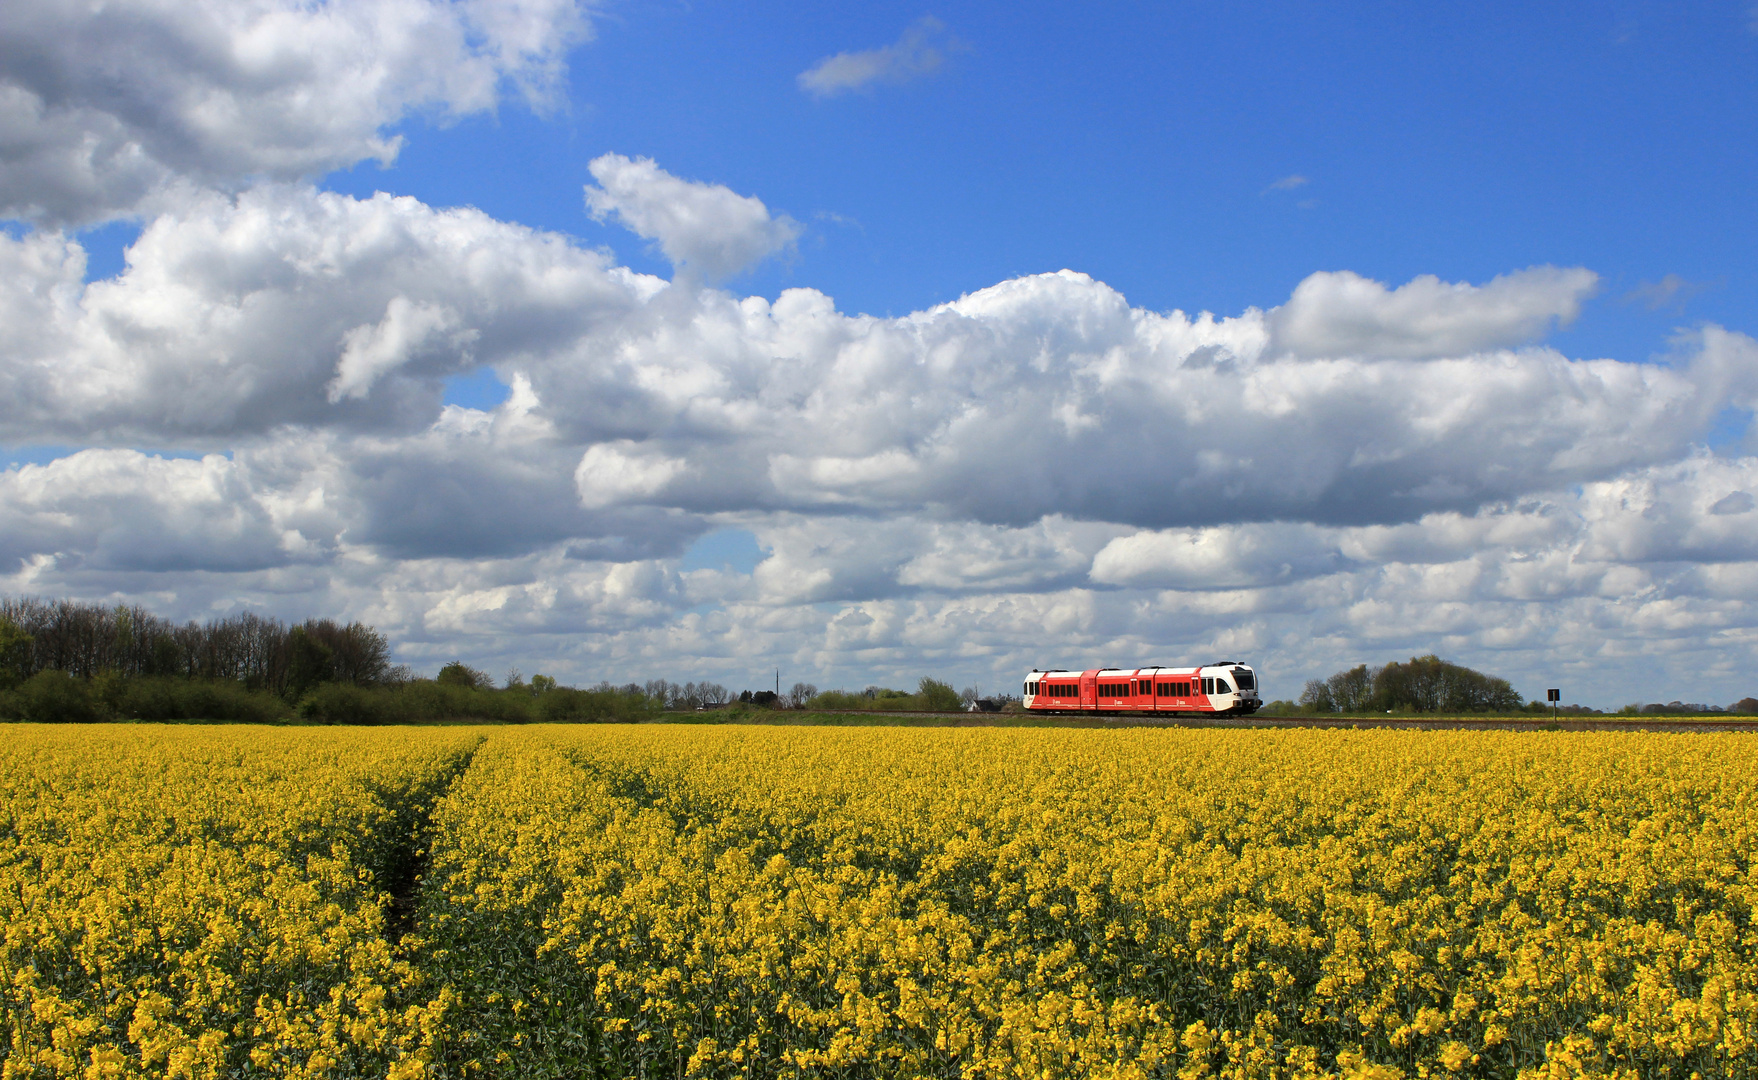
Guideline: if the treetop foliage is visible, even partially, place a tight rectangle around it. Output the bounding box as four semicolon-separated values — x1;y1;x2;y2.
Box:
1300;655;1522;714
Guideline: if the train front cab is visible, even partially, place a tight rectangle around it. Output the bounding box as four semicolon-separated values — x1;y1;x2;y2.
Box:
1191;663;1261;716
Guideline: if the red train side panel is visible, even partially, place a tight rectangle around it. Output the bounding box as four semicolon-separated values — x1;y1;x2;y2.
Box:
1021;663;1260;717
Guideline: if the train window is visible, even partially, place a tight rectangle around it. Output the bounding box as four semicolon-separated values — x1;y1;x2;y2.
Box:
1202;678;1212;694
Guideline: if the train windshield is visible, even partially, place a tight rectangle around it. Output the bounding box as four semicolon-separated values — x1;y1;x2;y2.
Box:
1232;669;1255;690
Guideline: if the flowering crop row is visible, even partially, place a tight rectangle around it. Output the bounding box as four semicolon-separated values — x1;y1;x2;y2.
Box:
1;726;480;1080
5;726;1756;1079
411;727;1758;1080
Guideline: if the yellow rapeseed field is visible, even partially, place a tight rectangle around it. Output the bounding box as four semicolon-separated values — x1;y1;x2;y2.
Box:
4;724;1755;1079
0;726;479;1080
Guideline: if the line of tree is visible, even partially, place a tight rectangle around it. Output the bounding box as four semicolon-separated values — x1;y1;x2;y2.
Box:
798;679;989;713
1619;698;1758;716
0;594;1011;724
0;596;391;696
1299;655;1523;714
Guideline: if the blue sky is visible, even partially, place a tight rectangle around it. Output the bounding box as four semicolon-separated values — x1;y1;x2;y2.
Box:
318;2;1756;357
4;0;1758;706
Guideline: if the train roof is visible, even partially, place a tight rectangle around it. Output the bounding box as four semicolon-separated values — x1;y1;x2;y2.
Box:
1026;663;1254;676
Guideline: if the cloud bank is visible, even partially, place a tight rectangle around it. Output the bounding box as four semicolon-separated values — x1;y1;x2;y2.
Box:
2;184;1756;704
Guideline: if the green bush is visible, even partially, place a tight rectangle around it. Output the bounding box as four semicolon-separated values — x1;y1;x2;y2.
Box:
915;677;963;712
299;680;565;724
538;686;660;723
436;662;492;689
298;683;411;725
803;678;967;713
3;670;103;723
103;675;292;723
803;689;868;711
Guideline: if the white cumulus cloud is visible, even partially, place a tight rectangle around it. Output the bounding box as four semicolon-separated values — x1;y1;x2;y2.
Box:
584;154;800;280
0;184;662;443
0;0;595;225
1267;266;1600;360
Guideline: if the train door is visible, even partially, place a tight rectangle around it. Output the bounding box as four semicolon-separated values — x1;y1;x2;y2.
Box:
1081;671;1098;709
1196;671;1211;711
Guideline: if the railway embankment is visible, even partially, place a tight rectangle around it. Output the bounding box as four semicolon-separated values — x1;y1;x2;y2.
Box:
664;709;1758;733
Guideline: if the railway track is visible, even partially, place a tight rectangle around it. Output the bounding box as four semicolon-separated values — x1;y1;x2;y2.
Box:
761;710;1758;733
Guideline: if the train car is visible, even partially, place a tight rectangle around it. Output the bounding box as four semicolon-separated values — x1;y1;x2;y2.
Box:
1021;662;1261;717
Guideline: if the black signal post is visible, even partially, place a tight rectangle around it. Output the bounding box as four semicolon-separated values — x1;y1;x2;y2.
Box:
1547;687;1560;720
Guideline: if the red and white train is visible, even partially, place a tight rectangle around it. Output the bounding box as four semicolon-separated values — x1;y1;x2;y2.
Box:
1023;662;1261;716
